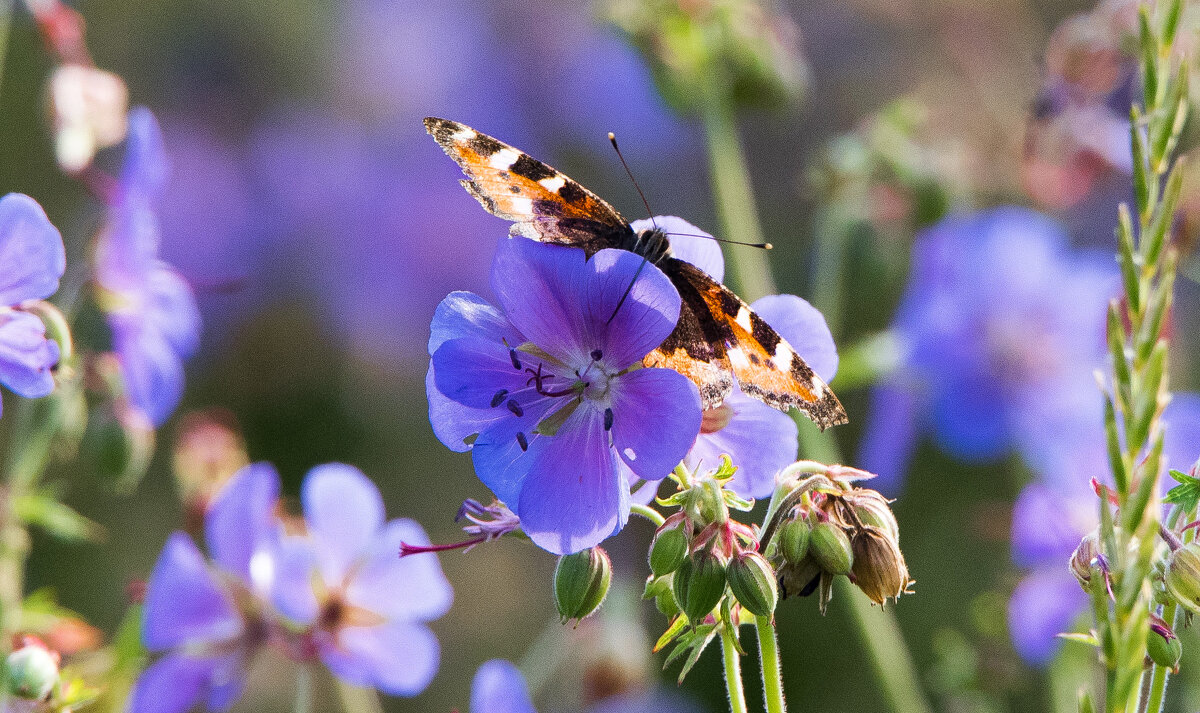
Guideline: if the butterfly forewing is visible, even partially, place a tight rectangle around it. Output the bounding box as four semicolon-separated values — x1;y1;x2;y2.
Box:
425;117;848;431
424;117;630;255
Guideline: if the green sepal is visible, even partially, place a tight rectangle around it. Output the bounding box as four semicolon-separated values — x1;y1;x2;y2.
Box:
1057;631;1100;648
14;493;105;542
1165;469;1200;512
1103;391;1128;495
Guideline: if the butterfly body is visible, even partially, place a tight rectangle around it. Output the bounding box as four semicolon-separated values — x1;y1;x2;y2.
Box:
424;116;847;430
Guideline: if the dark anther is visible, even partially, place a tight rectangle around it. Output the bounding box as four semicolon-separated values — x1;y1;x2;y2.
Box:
604;407;614;431
591;349;603;361
490;389;509;408
507;400;524;417
516;432;529;452
509;349;522;370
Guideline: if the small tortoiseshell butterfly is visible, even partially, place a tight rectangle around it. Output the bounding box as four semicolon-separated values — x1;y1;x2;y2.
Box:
425;117;847;430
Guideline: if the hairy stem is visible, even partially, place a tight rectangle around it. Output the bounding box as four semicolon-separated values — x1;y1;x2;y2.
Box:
334;679;384;713
721;621;750;713
755;616;787;713
630;503;666;527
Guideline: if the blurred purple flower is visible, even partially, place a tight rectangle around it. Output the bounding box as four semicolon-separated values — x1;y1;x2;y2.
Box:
95;107;200;426
1007;393;1200;665
469;658;700;713
625;218;836;500
858;207;1117;493
129;464;282;713
271;464;453;696
428;238;700;554
0;193;65;413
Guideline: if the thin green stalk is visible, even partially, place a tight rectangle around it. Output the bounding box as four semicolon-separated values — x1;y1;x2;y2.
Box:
842;580;933;713
630;503;666;527
334;679;384;713
0;0;12;104
1139;605;1174;713
293;666;313;713
755;616;787;713
721;621;749;713
699;95;777;302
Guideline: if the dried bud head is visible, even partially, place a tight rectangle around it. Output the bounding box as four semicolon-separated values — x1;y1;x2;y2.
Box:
850;527;912;605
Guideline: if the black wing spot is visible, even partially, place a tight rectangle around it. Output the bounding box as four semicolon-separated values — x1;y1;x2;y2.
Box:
510;154;557;181
558;180;587;204
749;311;781;354
468;133;505;157
717;290;741;317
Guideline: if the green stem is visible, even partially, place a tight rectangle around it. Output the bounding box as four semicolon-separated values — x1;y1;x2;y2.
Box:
293;666;312;713
334;679;384;713
0;0;12;104
755;615;787;713
720;621;749;713
630;503;666;527
699;94;777;302
842;578;933;713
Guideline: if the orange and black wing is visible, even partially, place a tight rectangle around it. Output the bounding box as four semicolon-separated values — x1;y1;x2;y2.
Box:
424;117;631;255
648;260;848;430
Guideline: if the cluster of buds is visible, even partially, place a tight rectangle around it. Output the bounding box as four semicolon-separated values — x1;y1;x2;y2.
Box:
761;464;912;613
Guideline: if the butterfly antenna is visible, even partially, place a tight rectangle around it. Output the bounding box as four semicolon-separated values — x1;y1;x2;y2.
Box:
665;231;773;250
609;132;656;228
607;255;649;326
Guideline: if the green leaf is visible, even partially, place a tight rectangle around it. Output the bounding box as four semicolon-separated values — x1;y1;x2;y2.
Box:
13;494;104;542
1058;631;1101;647
1164;469;1200;511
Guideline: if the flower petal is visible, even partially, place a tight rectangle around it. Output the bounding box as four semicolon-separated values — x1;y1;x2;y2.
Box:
302;464;384;582
470;413;543;507
1007;567;1088;666
632;215;724;283
429;291;522;355
491;239;680;371
1010;482;1095;568
685;387;797;499
204;463;281;586
0;194;66;304
145;266;200;358
268;533;320;625
856;380;922;495
321;621;440;697
111;319;184;426
426;365;508;453
516;405;624;554
128;652;242;713
610;367;701;480
432;335;546;410
346;518;453;622
750;294;837;382
120;107;170;206
143;533;243;652
471;660;537;713
0;311;59;398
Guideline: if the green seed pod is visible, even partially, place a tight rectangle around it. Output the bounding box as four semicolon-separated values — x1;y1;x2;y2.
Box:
554;547;612;623
809;521;853;575
778;518;811;564
648;519;690;577
1147;626;1182;670
1164;543;1200;614
727;551;778;617
672;549;727;624
5;645;59;701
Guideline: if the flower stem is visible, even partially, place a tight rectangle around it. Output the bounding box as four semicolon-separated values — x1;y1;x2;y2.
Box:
630;503;666;527
698;93;777;302
334;679;384;713
841;567;933;713
721;620;750;713
293;665;313;713
755;616;787;713
0;0;12;102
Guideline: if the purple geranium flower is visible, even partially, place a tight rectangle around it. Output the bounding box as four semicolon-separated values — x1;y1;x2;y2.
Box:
858;207;1116;493
95;107;200;427
129;465;281;713
428;237;701;554
1008;393;1200;665
470;659;699;713
271;464;453;696
0;194;65;414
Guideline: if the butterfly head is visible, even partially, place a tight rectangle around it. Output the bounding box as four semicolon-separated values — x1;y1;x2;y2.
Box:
618;226;672;265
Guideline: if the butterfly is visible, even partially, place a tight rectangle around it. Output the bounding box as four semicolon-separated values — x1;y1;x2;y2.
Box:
424;117;847;430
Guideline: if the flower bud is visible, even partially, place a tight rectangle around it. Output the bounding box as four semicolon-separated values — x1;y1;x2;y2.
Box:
1147;623;1182;671
555;547;612;623
727;551;778;617
47;64;128;173
850;528;910;605
1164;543;1200;614
5;643;60;701
777;517;811;563
648;517;690;577
82;401;155;492
672;549;727;624
809;521;853;576
1070;531;1101;591
844;488;899;542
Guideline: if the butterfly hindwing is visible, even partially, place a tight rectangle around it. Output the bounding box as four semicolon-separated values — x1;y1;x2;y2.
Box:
653;260;848;430
424;117;630;255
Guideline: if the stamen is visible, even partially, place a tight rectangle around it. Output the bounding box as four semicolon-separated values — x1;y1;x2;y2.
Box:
604;408;614;431
507;399;524;417
516;432;529;451
490;389;509;407
509;349;522;370
400;537;487;557
591;349;603;361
